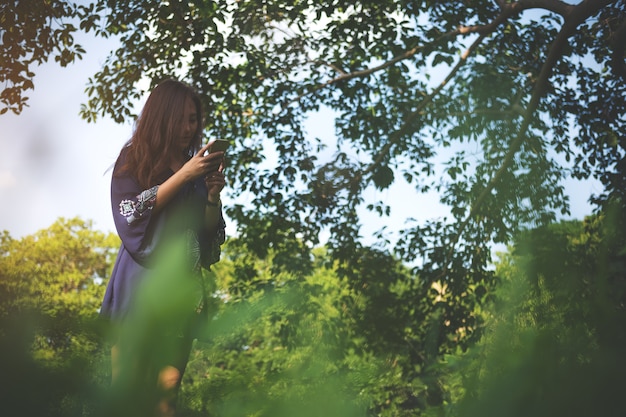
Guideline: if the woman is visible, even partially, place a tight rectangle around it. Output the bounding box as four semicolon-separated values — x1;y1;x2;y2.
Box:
100;79;227;417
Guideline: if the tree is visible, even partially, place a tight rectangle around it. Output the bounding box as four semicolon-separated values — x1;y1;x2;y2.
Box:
6;2;624;261
0;1;105;114
180;243;373;417
0;217;119;416
73;0;623;276
180;241;476;416
5;0;625;285
449;210;626;417
0;217;118;320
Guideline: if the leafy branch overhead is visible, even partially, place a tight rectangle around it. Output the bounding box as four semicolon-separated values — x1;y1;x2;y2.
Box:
3;1;625;281
0;2;105;114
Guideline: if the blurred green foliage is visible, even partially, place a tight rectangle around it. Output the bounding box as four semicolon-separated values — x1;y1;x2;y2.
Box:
447;202;626;417
0;218;118;416
1;209;625;416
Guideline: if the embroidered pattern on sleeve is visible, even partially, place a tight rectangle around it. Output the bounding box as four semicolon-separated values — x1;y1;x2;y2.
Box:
119;199;135;217
119;185;159;224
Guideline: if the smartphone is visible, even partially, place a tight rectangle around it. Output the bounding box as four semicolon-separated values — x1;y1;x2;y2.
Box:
208;139;230;153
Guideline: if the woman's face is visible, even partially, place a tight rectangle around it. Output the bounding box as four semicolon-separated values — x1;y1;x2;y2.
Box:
176;96;198;152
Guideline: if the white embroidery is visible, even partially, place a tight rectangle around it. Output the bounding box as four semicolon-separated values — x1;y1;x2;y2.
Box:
119;199;135;217
135;186;158;215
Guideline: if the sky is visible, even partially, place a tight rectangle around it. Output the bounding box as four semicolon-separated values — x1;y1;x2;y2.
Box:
0;35;134;238
0;33;601;243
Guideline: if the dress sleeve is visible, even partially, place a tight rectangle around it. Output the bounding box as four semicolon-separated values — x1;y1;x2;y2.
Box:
199;209;226;269
111;170;161;266
192;178;226;269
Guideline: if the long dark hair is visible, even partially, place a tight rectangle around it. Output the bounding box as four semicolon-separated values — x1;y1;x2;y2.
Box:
117;79;204;188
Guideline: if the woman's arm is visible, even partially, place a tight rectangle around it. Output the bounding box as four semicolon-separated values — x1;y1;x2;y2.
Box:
155;143;224;213
199;167;227;269
203;168;226;232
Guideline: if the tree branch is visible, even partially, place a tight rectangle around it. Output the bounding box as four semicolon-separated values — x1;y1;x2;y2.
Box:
360;1;578;178
440;0;617;277
284;0;574;112
511;0;574;18
455;0;574;36
362;34;486;177
610;17;626;81
283;44;426;109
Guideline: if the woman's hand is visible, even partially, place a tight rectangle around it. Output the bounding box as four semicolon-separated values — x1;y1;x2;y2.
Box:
205;165;226;203
156;141;226;213
203;166;225;231
179;141;225;181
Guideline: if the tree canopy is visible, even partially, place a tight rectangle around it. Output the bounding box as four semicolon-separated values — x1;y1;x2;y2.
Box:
0;1;104;113
4;1;625;264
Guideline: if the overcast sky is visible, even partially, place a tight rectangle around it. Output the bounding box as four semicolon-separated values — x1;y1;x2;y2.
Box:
0;32;601;243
